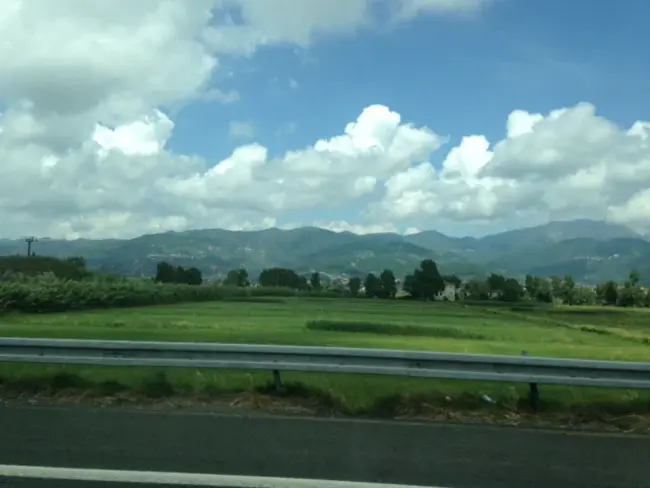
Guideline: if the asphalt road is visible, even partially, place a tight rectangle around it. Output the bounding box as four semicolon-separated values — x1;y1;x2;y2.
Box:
0;406;648;488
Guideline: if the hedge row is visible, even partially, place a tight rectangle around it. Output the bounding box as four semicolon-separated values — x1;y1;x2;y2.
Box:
0;275;345;314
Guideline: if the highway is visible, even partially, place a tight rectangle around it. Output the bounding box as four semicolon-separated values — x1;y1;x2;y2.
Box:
0;405;648;488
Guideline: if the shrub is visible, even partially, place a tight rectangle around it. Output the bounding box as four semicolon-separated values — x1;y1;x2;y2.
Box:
0;256;90;281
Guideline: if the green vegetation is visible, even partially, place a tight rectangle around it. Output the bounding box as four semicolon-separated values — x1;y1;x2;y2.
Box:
154;261;203;285
1;298;649;428
0;274;218;313
0;255;90;280
0;274;344;314
259;267;308;290
1;242;650;428
305;319;487;340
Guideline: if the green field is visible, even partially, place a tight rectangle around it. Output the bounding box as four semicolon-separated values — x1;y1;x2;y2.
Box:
1;298;649;425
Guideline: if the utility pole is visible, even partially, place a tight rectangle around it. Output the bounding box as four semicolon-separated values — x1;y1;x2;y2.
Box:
22;236;37;256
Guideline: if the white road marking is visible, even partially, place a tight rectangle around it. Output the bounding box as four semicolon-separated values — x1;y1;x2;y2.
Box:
0;464;446;487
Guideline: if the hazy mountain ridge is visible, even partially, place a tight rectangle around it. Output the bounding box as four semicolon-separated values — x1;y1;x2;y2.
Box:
0;220;647;284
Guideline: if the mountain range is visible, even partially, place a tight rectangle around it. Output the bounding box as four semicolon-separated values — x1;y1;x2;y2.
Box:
1;219;648;285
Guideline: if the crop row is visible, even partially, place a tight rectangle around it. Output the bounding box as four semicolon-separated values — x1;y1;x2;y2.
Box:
0;276;342;314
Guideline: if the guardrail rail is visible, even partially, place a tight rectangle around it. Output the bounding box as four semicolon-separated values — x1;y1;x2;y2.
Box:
0;337;648;410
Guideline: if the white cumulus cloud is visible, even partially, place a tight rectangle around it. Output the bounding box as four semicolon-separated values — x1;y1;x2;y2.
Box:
376;103;650;232
2;0;649;240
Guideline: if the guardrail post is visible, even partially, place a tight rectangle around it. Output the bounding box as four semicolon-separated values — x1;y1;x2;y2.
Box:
522;350;540;412
272;369;283;392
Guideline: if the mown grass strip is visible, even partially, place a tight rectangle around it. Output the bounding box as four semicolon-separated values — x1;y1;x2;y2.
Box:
476;304;650;345
220;297;288;304
306;319;486;340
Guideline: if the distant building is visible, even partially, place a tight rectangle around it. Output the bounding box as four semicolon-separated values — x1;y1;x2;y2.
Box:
435;282;463;301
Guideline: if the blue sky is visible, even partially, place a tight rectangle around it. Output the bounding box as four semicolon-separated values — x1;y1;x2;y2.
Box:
170;0;650;165
3;0;650;240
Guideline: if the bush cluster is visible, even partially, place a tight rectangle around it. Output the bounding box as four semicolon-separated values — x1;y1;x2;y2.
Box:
0;255;90;280
0;274;343;314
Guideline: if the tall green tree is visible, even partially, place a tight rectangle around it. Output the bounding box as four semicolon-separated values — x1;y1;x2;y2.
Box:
486;273;507;297
364;273;382;298
618;285;645;307
464;279;490;300
524;274;538;299
570;286;596;305
403;259;445;300
619;270;644;307
175;266;203;285
598;281;618;305
185;267;203;285
501;278;523;302
259;267;307;289
402;273;418;298
154;261;202;285
560;275;576;304
154;261;176;283
223;268;249;287
534;277;554;303
309;271;322;291
549;275;563;299
348;276;362;297
379;269;397;298
628;270;641;287
524;275;553;303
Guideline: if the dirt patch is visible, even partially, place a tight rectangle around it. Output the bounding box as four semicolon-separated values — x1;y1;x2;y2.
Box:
1;387;648;435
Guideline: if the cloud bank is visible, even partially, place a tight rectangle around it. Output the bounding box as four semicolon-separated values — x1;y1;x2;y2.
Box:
1;0;648;239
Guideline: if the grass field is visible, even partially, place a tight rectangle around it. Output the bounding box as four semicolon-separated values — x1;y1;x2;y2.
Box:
1;298;649;426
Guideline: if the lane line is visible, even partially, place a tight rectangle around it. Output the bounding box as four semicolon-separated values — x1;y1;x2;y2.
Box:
0;464;445;487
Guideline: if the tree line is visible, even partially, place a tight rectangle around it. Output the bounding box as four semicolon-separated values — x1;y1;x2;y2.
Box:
151;259;650;308
3;254;648;310
154;261;203;285
153;259;458;301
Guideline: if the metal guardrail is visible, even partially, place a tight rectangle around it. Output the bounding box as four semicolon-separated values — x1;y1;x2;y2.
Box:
0;337;649;392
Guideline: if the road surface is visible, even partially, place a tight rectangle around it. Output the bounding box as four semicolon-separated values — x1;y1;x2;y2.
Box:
0;405;648;488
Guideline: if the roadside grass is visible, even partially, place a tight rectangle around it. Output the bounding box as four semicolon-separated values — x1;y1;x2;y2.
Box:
465;302;650;344
0;298;649;428
1;298;646;359
305;319;487;340
1;364;649;431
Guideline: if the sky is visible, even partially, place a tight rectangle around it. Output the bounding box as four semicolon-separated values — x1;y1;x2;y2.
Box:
1;0;650;240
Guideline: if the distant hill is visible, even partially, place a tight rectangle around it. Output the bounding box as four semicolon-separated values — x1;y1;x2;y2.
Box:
476;219;644;253
487;237;650;283
403;230;472;252
0;219;648;284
